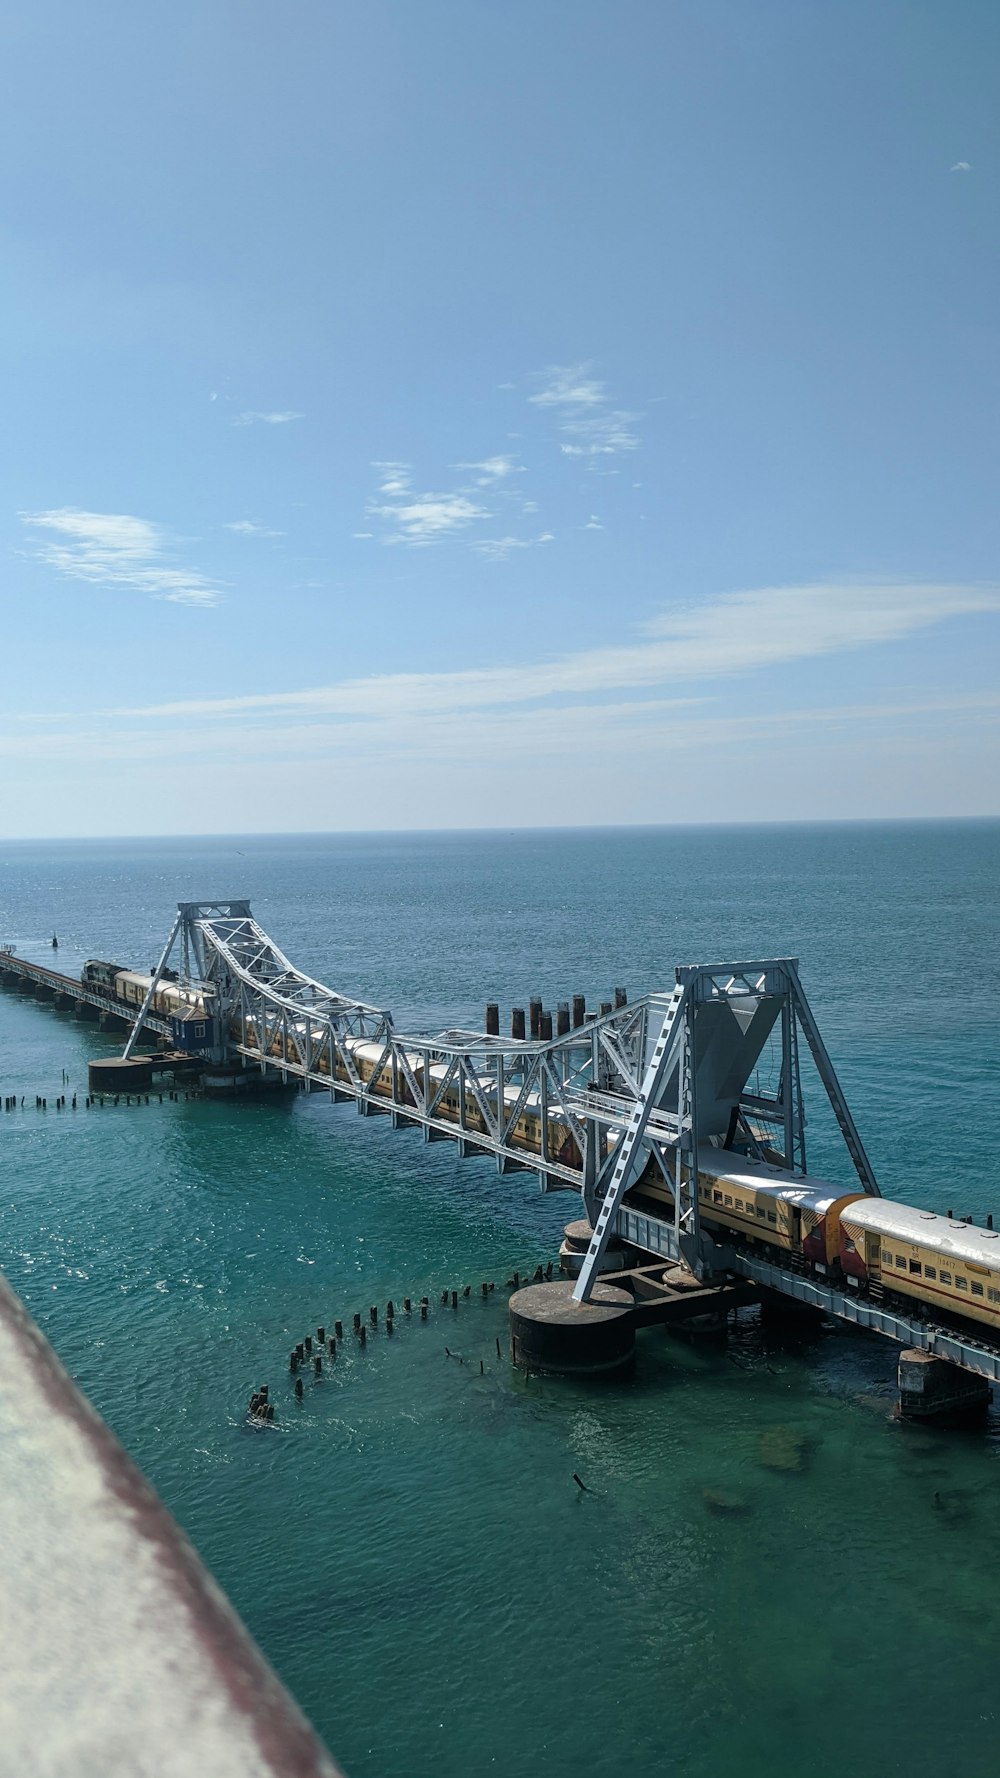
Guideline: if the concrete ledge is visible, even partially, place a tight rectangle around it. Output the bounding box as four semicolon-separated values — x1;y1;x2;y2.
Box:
0;1271;343;1777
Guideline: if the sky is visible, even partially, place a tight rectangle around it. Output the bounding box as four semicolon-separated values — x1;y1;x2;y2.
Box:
1;0;998;838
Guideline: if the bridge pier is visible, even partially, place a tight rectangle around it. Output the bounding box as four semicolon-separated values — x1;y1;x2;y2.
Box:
559;1219;627;1279
509;1281;636;1376
89;1056;154;1094
897;1349;991;1423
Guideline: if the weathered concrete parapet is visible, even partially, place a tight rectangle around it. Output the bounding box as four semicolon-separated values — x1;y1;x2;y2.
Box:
0;1268;343;1777
898;1348;991;1421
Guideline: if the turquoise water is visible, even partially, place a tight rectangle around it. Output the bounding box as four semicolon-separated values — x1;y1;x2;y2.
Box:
1;822;999;1778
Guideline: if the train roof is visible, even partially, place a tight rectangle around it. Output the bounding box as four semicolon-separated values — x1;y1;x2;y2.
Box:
698;1149;862;1215
841;1198;1000;1267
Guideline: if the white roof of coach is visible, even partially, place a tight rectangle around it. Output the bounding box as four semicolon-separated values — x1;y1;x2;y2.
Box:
842;1197;1000;1267
697;1149;860;1215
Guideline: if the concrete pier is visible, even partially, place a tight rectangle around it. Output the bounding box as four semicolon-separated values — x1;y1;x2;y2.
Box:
559;1218;626;1279
897;1349;991;1421
509;1281;636;1376
88;1056;154;1094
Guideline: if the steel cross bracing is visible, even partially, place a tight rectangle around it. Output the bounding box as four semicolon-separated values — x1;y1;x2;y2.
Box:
124;901;652;1190
572;958;880;1301
125;909;878;1275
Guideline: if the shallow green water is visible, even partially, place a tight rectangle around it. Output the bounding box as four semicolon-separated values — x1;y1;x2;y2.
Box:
1;824;998;1778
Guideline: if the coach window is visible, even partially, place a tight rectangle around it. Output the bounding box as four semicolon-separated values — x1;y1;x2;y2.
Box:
724;1195;732;1207
895;1255;906;1269
909;1260;922;1274
767;1211;777;1224
714;1190;723;1203
955;1276;968;1290
925;1265;937;1279
757;1207;767;1220
940;1271;952;1285
881;1250;892;1266
971;1282;984;1297
988;1288;1000;1304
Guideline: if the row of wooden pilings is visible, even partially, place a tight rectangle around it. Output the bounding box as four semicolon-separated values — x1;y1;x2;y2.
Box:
485;987;628;1040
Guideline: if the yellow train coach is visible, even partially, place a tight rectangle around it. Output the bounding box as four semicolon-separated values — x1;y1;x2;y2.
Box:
629;1148;865;1268
840;1198;1000;1334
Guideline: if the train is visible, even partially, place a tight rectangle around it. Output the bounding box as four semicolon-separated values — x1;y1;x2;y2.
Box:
237;1024;583;1168
630;1146;1000;1336
81;962;205;1022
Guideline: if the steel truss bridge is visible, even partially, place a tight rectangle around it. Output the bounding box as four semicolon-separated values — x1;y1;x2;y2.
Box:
120;901;1000;1386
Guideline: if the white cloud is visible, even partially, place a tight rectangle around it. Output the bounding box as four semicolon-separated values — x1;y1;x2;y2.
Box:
20;509;223;608
372;461;412;496
454;454;525;486
5;690;998;779
224;520;283;537
530;364;607;407
369;490;490;547
584;515;604;530
950;161;972;172
232;411;303;427
99;580;1000;723
366;455;508;546
562;412;639;457
530;360;639;461
472;532;554;562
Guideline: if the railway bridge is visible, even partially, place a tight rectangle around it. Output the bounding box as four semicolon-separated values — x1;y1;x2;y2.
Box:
106;901;1000;1406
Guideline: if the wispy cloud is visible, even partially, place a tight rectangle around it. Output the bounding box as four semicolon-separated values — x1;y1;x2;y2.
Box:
232;410;303;427
98;581;999;722
562;411;639;457
368;488;491;547
950;161;972;172
224;520;283;537
584;515;604;531
472;532;554;562
372;461;412;496
530;360;639;461
20;509;223;608
454;454;525;486
530;365;607;408
364;446;548;552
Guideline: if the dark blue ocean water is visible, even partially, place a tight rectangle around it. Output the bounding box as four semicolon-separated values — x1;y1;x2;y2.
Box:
1;822;999;1778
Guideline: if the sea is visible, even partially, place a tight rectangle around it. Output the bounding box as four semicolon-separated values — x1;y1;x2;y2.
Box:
1;821;998;1778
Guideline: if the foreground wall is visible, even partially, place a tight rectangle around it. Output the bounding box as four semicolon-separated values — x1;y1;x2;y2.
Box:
0;1271;344;1778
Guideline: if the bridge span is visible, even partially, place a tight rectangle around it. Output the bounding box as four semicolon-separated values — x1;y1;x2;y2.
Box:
110;900;1000;1400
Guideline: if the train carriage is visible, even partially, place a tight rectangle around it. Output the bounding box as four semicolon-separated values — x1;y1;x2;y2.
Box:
630;1148;865;1267
840;1199;1000;1334
694;1153;865;1266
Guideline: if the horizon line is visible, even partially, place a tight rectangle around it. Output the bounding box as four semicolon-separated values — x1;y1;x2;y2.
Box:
1;813;998;846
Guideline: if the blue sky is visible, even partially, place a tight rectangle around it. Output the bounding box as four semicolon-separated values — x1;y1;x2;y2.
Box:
1;0;998;837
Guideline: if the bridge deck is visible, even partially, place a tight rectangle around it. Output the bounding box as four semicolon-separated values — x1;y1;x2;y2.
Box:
0;951;174;1040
